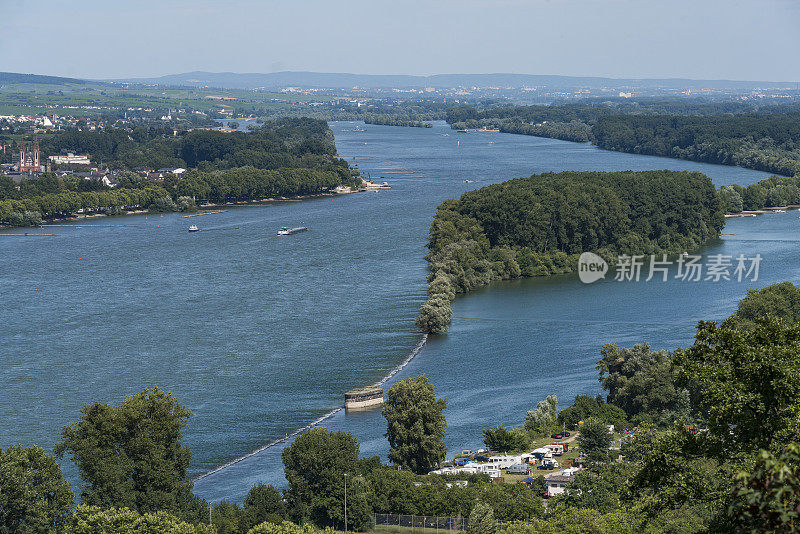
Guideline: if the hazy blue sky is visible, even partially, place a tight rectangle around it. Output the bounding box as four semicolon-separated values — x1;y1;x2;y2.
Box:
2;0;798;81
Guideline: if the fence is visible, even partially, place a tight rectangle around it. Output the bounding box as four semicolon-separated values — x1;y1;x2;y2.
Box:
373;514;468;533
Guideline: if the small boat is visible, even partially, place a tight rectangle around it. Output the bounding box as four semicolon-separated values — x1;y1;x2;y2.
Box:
456;129;468;133
464;179;475;183
775;209;786;213
353;127;366;132
277;226;309;236
363;180;391;190
188;225;199;232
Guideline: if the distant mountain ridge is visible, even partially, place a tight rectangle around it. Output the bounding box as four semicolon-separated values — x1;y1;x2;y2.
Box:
1;70;796;91
0;72;92;85
113;71;798;91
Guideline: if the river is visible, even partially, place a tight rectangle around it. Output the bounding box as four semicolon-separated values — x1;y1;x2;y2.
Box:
1;121;795;503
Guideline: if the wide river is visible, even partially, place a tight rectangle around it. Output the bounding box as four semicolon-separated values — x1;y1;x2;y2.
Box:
1;121;797;503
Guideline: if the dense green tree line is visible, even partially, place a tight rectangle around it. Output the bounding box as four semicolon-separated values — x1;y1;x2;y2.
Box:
363;114;433;128
169;166;355;204
34;118;341;172
417;170;724;333
593;112;800;177
0;184;173;225
719;173;800;213
475;282;800;533
1;118;360;225
447;103;800;177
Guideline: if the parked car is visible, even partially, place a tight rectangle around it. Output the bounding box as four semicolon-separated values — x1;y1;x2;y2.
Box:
551;433;563;439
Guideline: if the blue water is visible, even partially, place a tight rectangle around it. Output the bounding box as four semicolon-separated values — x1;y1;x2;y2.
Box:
1;121;794;503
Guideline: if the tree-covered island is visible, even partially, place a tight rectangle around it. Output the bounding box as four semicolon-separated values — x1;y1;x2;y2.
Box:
417;170;724;333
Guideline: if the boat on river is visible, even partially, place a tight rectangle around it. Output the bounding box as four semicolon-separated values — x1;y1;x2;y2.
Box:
188;225;199;232
277;226;309;236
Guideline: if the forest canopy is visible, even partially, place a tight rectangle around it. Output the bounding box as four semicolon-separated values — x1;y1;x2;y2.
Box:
447;103;800;177
0;118;360;225
417;170;724;333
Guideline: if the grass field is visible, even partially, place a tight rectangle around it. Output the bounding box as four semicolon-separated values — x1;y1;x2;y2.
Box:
0;81;335;116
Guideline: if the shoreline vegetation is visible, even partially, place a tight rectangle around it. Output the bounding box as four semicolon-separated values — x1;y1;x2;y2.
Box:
0;118;364;227
363;115;433;128
10;284;800;534
447;103;800;178
416;170;724;334
0;190;362;229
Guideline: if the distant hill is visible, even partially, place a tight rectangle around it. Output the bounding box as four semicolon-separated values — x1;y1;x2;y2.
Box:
115;71;798;91
0;72;91;85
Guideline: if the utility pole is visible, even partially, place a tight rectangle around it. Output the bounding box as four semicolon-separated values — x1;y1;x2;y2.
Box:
344;472;348;532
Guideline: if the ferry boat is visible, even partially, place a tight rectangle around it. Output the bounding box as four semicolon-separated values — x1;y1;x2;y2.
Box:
277;226;309;236
188;225;199;232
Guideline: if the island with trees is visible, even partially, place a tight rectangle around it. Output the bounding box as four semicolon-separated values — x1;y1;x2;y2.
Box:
416;170;724;333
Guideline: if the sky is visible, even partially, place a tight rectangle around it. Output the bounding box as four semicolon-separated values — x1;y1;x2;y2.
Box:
1;0;799;81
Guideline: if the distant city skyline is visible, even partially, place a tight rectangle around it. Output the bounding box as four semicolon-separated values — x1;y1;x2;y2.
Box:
1;0;799;82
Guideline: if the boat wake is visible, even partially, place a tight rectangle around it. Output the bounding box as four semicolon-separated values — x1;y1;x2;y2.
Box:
193;333;428;482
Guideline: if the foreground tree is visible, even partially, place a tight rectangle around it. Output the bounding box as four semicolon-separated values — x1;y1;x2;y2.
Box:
281;428;369;530
467;502;497;534
577;419;612;466
678;317;800;454
728;442;800;533
64;505;215;534
725;281;800;330
241;483;287;531
55;387;197;517
383;376;447;474
597;343;690;425
0;445;74;534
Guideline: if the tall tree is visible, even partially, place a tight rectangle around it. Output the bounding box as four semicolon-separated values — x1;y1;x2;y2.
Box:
0;445;74;534
596;343;690;425
383;376;447;474
467;502;497;534
55;387;196;516
524;395;558;435
241;483;287;531
728;442;800;533
577;419;612;467
281;428;369;530
725;282;800;330
678;317;800;454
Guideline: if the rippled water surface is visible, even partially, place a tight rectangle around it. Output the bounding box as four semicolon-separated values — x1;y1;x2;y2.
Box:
2;122;795;502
